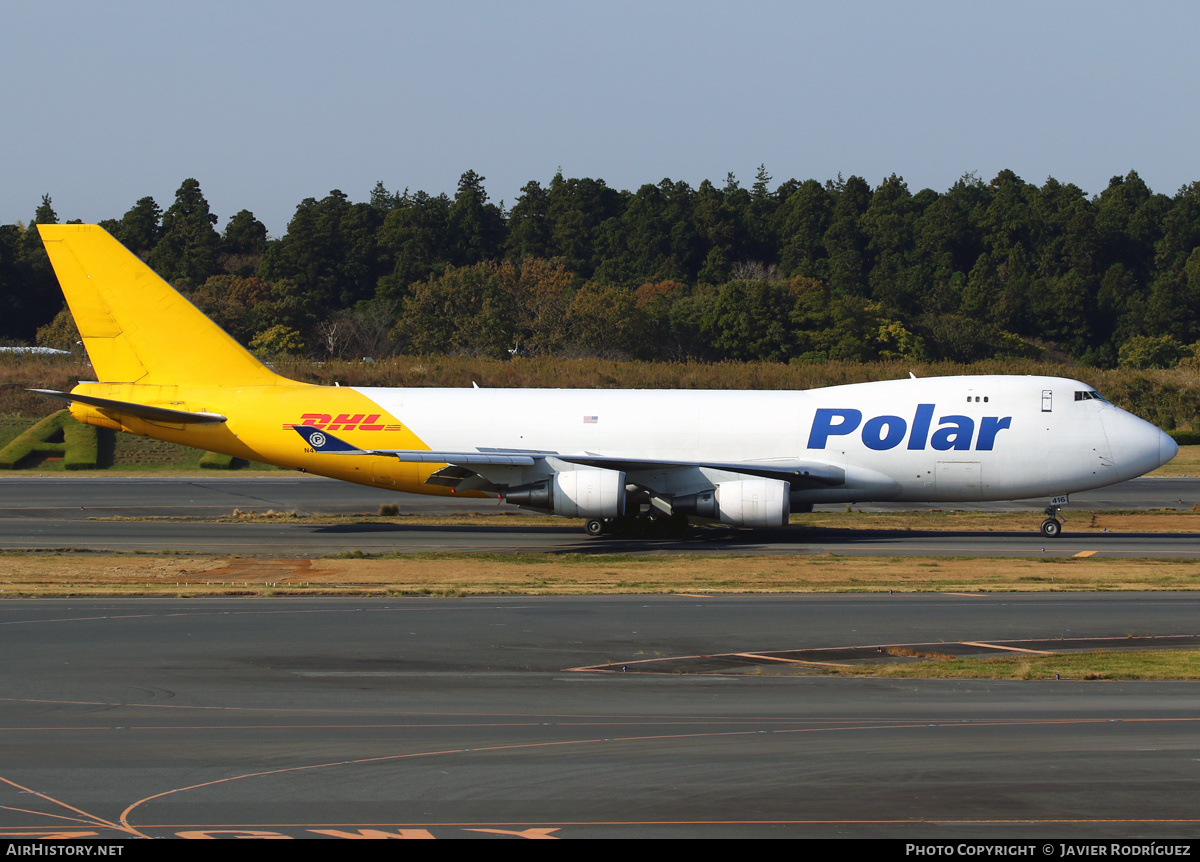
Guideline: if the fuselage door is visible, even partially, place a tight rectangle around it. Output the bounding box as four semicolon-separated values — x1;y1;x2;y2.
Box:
1041;390;1053;412
935;460;982;501
371;457;396;486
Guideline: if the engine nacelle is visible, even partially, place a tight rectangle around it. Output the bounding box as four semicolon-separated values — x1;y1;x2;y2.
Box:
504;468;626;519
674;478;790;528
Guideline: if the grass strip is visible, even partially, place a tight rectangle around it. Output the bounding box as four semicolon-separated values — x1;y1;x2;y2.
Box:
816;649;1200;680
3;551;1200;597
83;506;1200;534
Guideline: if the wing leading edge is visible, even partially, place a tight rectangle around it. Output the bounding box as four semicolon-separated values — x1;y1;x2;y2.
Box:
290;425;845;487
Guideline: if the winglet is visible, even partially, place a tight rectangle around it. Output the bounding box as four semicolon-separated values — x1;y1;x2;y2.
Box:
292;425;363;453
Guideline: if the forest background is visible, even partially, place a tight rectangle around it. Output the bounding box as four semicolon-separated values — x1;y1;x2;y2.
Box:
4;167;1200;392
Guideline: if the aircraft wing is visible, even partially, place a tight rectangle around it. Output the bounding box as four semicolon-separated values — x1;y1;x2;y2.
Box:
292;424;540;465
291;425;844;486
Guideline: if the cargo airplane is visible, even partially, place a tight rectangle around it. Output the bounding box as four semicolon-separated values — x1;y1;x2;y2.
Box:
34;225;1177;539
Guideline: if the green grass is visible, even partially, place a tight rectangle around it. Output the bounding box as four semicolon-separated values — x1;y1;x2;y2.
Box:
0;418;28;449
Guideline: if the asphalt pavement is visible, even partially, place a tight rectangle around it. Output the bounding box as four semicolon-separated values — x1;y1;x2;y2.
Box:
1;593;1197;839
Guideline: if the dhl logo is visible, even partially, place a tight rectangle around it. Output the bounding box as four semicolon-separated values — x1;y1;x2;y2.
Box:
286;413;405;432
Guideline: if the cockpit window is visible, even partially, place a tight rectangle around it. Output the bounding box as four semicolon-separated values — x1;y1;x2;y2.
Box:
1074;390;1107;403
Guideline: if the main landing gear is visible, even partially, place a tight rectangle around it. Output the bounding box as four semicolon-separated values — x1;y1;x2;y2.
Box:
1040;504;1064;538
584;514;689;539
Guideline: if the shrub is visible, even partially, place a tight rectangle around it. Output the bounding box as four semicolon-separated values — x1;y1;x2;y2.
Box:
199;451;235;469
62;418;98;470
1168;430;1200;446
0;410;97;469
1118;335;1188;369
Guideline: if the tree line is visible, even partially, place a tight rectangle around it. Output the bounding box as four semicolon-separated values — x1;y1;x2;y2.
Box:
5;167;1200;368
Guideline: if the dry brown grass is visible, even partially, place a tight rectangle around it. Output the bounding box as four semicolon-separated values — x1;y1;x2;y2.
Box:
1151;444;1200;476
2;551;1199;597
84;506;1200;533
822;649;1200;680
0;354;91;418
796;509;1200;534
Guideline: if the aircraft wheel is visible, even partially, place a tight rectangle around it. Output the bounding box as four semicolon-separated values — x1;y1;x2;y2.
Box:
585;519;605;537
608;516;632;537
1040;518;1062;539
645;517;669;538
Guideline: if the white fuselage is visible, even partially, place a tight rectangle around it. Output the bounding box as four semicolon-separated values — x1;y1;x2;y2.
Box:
356;375;1176;505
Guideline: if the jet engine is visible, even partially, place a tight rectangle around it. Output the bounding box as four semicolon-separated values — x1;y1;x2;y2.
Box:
504;468;627;519
673;478;790;528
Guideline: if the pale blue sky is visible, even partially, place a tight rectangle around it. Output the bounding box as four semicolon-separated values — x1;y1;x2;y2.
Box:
3;1;1197;235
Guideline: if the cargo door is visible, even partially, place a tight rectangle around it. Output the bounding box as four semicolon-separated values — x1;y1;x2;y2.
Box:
935;460;982;501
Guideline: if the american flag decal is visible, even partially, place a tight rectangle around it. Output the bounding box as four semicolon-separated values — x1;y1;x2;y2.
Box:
583;415;598;424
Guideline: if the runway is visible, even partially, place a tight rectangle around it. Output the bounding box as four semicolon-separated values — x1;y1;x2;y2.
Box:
1;474;1196;519
0;475;1197;556
2;478;1197;839
1;593;1198;839
6;517;1200;557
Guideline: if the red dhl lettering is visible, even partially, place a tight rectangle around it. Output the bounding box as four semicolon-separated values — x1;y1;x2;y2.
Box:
327;413;365;431
294;413;392;431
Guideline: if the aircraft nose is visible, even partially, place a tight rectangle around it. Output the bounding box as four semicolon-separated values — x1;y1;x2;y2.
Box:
1160;428;1179;468
1103;409;1177;480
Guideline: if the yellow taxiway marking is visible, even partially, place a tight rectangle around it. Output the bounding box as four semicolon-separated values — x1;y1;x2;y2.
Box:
959;641;1055;655
734;653;854;668
0;774;147;839
1074;550;1098;558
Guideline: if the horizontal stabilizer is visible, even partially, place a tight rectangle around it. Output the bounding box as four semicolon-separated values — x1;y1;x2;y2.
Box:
30;389;228;425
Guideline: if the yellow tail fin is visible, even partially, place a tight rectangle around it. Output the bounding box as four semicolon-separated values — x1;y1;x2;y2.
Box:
38;224;281;386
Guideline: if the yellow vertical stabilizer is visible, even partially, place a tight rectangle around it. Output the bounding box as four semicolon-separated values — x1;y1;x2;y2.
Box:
37;224;282;386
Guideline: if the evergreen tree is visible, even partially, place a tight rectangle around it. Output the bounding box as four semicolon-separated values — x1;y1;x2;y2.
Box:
545;172;623;278
775;179;832;278
692;180;737;284
261;190;383;311
111;196;163;258
822;175;872;298
221;210;268;276
506;180;552;260
375;189;452;299
446;170;505;266
9;195;64;341
148;179;221;288
369;181;401;213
